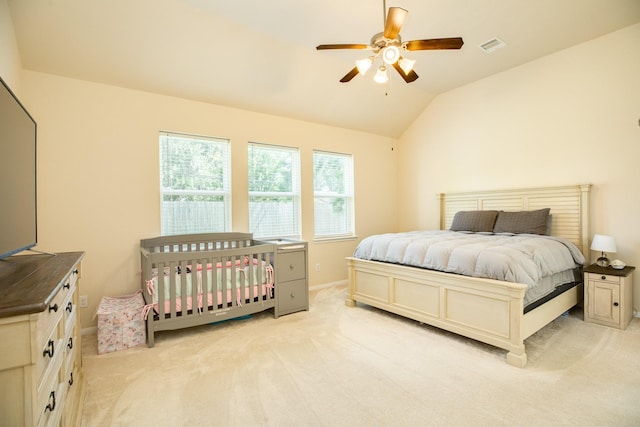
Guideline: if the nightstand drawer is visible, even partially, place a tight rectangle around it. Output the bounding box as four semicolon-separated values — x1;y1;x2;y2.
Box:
586;272;619;283
277;251;306;282
277;279;307;315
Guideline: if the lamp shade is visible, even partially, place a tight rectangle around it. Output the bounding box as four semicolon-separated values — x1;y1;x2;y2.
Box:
355;58;372;75
398;57;416;74
374;65;388;83
590;234;617;253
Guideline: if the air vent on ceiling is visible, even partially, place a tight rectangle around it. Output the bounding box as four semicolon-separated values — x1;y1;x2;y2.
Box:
478;37;506;53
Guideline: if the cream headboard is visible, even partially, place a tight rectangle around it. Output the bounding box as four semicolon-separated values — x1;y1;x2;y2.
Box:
439;184;592;257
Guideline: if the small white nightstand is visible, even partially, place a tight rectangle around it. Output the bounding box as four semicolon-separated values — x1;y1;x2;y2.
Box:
584;264;635;329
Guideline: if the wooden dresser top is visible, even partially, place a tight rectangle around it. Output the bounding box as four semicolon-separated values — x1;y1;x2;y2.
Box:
0;252;84;318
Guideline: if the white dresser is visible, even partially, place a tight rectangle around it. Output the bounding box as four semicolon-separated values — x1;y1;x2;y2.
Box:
0;252;85;427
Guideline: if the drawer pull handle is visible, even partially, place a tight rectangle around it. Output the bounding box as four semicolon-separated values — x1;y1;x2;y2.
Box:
69;372;74;386
68;337;74;349
601;275;607;280
43;340;55;358
49;303;59;313
73;269;79;275
614;302;619;307
290;293;295;298
64;282;70;289
289;264;294;270
45;391;56;412
66;302;73;313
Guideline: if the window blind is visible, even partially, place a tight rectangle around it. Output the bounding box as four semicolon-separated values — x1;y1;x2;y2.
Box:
159;132;231;235
313;150;354;239
248;143;301;239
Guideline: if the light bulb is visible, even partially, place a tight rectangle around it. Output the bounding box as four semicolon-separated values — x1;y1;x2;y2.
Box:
374;65;388;84
398;57;416;74
355;58;373;75
382;45;400;65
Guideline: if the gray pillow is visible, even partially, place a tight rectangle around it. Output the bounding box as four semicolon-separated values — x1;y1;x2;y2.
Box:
450;210;499;232
493;208;551;235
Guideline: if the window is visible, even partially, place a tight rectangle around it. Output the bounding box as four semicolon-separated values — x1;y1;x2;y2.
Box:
159;132;231;235
313;150;355;239
248;143;300;239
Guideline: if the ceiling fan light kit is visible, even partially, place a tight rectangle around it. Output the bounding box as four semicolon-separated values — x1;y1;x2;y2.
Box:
316;3;463;84
374;66;389;84
356;58;373;75
398;57;415;74
382;45;400;64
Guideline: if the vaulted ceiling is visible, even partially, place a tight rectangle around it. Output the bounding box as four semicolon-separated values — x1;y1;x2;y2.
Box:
8;0;640;137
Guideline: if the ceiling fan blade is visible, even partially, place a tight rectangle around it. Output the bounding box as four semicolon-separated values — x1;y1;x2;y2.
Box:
340;67;360;83
392;62;419;83
316;44;369;50
404;37;464;51
383;7;408;40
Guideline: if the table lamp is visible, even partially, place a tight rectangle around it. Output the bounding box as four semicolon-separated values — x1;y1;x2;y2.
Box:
590;234;617;267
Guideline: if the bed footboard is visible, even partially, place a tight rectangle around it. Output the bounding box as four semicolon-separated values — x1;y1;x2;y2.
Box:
347;257;534;367
140;233;276;347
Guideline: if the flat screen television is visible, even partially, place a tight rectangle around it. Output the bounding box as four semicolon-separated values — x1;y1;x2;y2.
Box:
0;76;37;259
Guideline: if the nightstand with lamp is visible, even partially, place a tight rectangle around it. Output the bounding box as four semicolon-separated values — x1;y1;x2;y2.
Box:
584;234;635;329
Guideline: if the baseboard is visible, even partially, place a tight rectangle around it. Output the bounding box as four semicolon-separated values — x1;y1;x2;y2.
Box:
309;280;347;292
82;326;97;335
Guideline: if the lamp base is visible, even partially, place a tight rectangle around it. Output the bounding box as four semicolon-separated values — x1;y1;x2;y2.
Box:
596;256;610;267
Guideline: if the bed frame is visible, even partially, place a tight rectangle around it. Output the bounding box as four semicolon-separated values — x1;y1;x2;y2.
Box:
140;233;276;347
346;184;591;367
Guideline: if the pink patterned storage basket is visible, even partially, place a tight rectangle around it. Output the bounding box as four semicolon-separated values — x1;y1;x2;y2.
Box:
96;291;146;354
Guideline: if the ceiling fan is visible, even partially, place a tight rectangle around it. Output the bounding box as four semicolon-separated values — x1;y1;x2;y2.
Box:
316;2;463;84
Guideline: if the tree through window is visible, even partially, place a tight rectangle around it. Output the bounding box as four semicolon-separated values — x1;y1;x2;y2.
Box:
159;132;231;235
248;143;300;239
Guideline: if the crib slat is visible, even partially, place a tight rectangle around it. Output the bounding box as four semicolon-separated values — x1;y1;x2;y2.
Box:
199;256;208;313
212;255;220;310
230;255;238;307
169;261;177;317
221;256;228;307
248;255;255;302
158;261;166;319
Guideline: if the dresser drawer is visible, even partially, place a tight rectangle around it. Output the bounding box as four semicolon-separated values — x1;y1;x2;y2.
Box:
36;346;64;427
36;320;62;382
277;251;306;282
62;289;76;333
36;288;65;349
38;380;66;427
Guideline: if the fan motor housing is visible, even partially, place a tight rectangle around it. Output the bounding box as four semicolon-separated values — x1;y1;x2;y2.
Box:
370;32;401;51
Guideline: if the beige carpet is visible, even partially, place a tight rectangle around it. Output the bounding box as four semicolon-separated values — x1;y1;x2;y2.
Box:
80;286;640;426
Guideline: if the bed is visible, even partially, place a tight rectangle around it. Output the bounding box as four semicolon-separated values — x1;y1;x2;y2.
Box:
346;184;591;367
140;233;276;347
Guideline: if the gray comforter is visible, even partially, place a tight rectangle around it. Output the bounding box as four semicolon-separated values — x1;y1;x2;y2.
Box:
353;230;585;303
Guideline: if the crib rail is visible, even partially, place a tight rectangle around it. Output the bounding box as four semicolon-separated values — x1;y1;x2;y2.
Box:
140;233;277;347
141;232;255;254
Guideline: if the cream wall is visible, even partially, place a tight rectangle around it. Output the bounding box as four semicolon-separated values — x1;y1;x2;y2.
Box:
0;0;21;93
15;72;397;328
398;23;640;313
